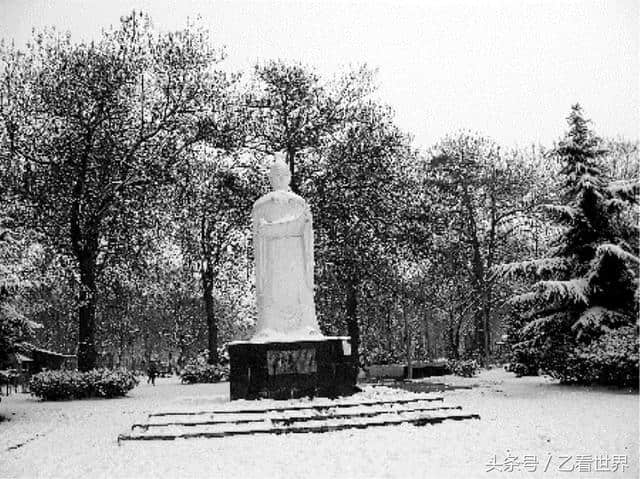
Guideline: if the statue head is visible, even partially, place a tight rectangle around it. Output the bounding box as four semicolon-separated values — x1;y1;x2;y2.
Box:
269;152;291;191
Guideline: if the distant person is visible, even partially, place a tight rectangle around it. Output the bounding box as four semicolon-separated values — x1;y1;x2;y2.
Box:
147;361;158;386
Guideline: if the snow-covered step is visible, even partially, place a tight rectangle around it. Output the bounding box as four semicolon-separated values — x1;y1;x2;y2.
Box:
119;410;480;442
148;393;444;418
120;407;479;442
132;404;464;431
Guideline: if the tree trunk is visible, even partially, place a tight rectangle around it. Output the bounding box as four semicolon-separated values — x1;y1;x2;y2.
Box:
386;298;393;352
483;293;491;358
345;277;359;379
202;264;218;364
474;314;485;356
473;291;492;359
403;302;413;380
446;325;458;359
461;177;488;358
446;311;461;359
423;308;431;359
286;147;299;193
77;254;97;371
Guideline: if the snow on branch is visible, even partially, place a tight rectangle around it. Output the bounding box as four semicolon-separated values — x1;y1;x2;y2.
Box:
0;303;42;330
607;179;639;198
534;278;589;305
594;243;640;265
542;204;576;220
576;173;604;191
571;306;626;335
604;197;630;211
507;291;538;306
495;257;569;280
521;313;564;336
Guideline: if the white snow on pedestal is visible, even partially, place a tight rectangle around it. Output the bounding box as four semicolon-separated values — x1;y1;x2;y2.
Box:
228;335;349;345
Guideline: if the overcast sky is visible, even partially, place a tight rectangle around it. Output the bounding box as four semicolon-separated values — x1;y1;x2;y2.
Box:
1;0;638;149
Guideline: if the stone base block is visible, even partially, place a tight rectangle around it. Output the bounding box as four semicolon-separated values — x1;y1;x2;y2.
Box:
228;336;357;400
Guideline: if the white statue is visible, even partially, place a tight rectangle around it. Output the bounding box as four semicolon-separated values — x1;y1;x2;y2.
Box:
251;153;322;340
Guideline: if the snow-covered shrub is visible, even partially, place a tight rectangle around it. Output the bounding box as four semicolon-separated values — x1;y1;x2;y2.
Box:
29;369;138;400
29;370;85;400
447;359;479;377
506;312;575;377
190;345;230;368
505;336;545;376
553;326;639;387
179;359;229;384
506;362;536;377
82;369;139;397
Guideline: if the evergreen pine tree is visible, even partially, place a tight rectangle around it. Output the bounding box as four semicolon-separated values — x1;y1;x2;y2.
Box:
497;104;639;386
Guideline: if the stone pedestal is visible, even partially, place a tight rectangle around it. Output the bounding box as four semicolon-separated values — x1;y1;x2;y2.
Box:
228;336;357;400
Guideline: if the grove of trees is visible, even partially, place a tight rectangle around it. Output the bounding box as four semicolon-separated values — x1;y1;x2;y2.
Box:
1;13;637;385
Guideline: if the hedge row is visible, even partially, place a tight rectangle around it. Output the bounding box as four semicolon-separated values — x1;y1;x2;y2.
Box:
29;369;139;400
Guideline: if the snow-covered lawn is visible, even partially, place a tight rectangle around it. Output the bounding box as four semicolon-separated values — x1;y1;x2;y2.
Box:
0;368;637;479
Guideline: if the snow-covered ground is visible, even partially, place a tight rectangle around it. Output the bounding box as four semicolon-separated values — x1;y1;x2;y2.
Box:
0;368;637;479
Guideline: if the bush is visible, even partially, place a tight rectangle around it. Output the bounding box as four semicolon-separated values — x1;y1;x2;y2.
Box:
505;361;538;377
506;313;577;379
29;369;138;400
506;341;547;376
180;359;229;384
553;326;639;388
508;324;639;387
447;358;480;377
29;370;84;400
360;345;404;366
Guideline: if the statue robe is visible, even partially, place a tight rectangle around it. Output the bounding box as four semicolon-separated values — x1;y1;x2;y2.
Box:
251;190;321;340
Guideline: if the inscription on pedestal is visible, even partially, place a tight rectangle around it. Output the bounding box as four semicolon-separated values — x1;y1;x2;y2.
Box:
267;348;317;375
229;338;356;399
